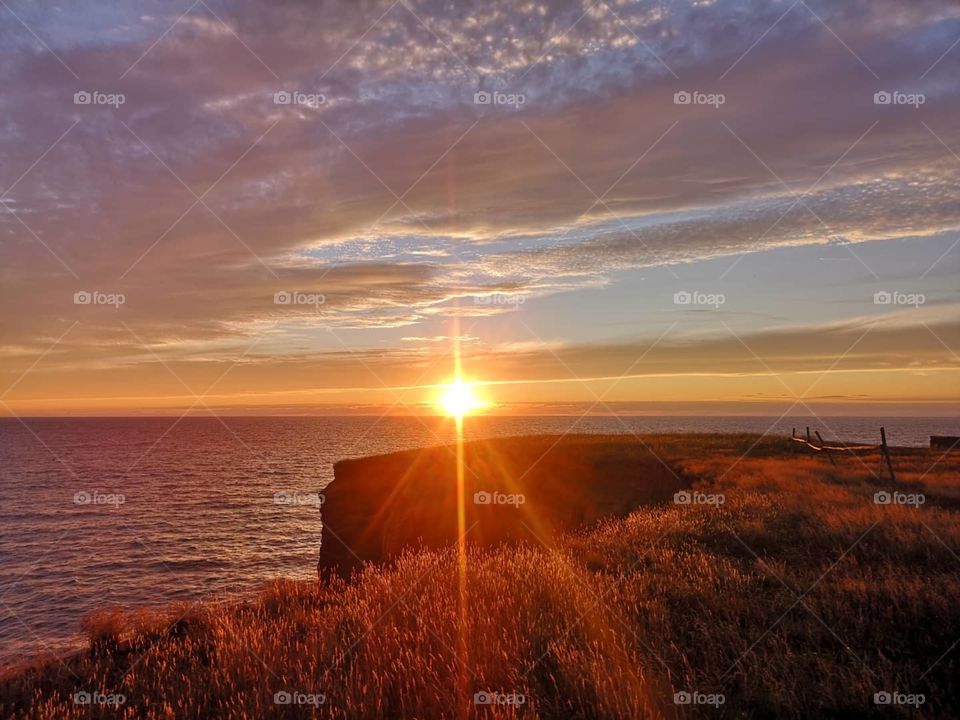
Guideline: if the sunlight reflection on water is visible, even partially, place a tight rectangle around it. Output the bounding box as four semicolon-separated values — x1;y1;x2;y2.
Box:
0;414;952;664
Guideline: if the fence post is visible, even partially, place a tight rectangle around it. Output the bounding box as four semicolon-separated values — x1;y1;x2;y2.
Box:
806;426;811;443
815;430;836;466
880;427;896;482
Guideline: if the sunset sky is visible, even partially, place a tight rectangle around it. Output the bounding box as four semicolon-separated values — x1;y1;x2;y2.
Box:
1;0;958;415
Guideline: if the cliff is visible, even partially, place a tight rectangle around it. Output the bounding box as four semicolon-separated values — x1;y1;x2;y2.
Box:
318;434;690;577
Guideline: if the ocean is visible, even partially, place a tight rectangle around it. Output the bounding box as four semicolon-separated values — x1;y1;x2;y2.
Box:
0;415;955;666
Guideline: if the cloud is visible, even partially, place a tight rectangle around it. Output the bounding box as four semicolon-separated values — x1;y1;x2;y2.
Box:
1;0;958;407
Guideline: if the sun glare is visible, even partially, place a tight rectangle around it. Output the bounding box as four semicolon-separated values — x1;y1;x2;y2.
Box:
437;378;485;418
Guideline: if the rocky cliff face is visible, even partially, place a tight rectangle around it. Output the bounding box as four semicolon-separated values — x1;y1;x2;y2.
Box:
318;435;689;578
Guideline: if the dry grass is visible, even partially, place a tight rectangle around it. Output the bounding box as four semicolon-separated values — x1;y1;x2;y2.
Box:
2;434;958;718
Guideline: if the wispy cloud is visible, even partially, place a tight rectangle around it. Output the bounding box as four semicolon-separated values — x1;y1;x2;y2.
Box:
1;0;958;409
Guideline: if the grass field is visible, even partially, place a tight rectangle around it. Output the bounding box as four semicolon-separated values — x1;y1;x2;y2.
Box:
2;434;958;718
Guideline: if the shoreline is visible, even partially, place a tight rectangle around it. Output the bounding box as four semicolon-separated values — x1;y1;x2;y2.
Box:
3;431;953;669
3;433;958;718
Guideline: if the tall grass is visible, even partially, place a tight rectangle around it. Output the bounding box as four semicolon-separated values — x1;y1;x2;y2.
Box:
2;435;958;718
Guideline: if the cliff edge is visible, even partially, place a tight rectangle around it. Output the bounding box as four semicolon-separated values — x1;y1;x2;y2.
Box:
318;434;690;578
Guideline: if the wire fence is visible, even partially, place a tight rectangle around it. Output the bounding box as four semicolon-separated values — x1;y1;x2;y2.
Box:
791;425;896;481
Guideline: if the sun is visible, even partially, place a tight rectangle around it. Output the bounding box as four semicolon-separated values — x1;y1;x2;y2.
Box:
437;378;486;418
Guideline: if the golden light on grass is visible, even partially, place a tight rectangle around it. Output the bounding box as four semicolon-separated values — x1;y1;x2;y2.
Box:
10;441;960;718
436;377;487;419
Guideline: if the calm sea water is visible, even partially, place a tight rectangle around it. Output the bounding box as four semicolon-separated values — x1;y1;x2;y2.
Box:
0;415;955;666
